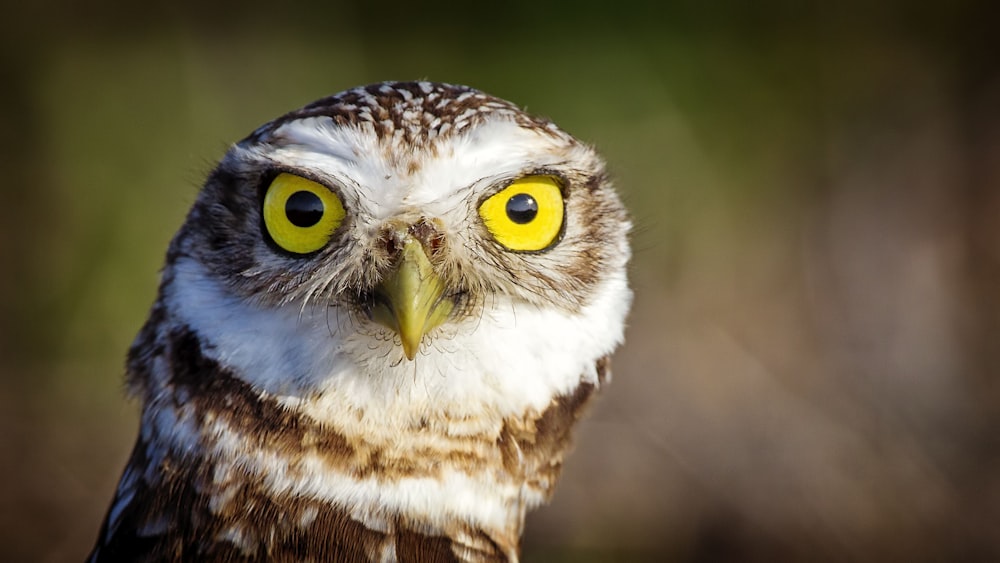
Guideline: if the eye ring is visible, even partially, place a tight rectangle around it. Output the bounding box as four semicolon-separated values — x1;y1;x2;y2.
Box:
478;175;564;252
262;173;346;254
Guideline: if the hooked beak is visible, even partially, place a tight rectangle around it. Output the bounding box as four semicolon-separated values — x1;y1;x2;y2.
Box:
368;238;454;360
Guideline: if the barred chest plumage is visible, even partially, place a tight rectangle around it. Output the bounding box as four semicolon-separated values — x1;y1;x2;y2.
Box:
89;81;631;562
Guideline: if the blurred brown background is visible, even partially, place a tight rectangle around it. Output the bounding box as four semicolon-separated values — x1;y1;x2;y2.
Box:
2;1;999;561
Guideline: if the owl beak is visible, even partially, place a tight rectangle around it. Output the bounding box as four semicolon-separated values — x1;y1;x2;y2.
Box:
369;238;453;360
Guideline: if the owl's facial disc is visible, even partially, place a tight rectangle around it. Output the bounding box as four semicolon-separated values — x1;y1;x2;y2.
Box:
367;236;453;360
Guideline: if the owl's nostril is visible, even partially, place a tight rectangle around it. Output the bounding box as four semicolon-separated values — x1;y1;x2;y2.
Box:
377;226;405;257
408;218;446;259
379;219;445;260
382;236;399;256
427;231;445;257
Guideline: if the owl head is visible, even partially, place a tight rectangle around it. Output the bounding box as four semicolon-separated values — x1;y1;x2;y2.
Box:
141;81;631;430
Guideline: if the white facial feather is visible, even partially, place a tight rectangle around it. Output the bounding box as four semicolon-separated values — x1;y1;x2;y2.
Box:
236;117;594;224
166;254;629;434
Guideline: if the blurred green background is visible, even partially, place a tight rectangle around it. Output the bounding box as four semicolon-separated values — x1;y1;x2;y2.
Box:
2;1;999;561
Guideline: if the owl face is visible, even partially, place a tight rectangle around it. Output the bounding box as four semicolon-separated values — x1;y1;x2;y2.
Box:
159;82;630;429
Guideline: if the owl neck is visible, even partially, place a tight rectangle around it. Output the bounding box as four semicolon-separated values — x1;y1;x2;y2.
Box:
97;322;602;562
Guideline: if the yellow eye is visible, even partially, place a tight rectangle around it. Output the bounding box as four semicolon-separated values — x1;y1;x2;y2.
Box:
478;175;564;252
262;173;346;254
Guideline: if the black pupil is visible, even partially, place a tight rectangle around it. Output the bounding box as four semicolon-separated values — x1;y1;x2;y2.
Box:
505;193;538;224
285;191;324;227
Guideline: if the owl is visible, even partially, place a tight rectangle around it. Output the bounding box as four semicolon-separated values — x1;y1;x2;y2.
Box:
88;81;631;562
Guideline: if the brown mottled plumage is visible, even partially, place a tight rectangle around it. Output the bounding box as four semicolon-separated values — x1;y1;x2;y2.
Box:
90;82;631;562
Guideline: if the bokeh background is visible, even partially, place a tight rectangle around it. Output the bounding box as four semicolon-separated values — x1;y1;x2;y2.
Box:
2;1;999;561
